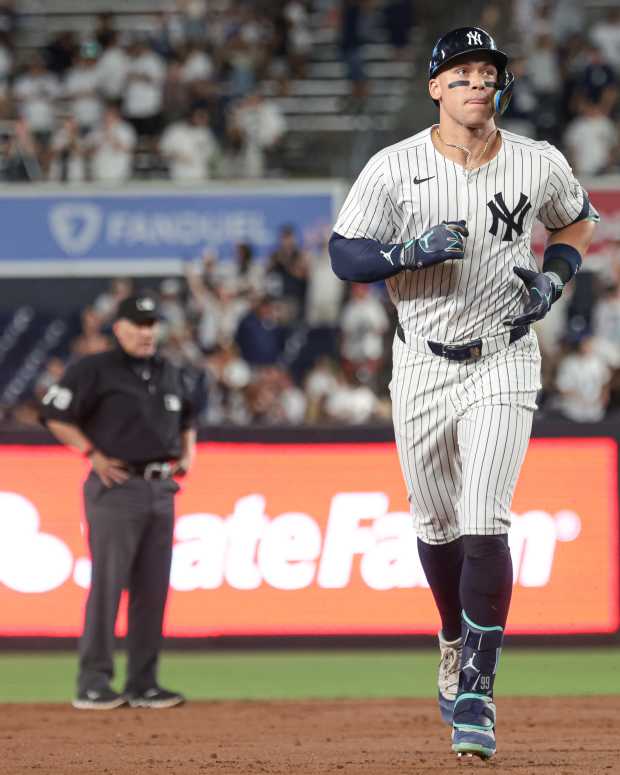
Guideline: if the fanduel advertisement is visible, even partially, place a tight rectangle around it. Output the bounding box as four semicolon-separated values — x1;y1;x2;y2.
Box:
0;185;340;275
0;439;617;636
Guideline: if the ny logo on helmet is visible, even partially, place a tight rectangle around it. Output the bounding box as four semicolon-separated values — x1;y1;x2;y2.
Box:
466;30;483;47
487;193;532;242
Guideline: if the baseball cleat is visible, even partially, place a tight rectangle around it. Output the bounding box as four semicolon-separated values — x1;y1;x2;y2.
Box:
451;693;496;760
72;687;126;710
437;631;462;724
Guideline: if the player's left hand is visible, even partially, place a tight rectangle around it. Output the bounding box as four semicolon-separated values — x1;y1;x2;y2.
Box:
503;267;555;328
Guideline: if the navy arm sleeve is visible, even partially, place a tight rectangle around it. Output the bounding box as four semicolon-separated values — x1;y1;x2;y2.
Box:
329;232;404;283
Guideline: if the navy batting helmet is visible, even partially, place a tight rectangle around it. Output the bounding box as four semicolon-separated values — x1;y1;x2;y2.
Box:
428;27;514;115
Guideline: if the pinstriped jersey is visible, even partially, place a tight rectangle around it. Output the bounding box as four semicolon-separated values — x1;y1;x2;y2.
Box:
333;126;594;343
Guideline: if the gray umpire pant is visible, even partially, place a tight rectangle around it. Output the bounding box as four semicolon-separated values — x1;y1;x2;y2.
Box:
78;471;179;695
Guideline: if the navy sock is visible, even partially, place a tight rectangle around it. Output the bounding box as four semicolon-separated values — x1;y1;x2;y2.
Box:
459;534;513;628
417;537;464;641
457;535;513;699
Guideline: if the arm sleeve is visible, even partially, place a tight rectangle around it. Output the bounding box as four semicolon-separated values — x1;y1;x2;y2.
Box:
329;233;404;282
537;144;600;231
39;358;99;427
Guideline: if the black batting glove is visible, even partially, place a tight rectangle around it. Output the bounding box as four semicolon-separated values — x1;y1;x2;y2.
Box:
503;267;562;328
401;220;469;270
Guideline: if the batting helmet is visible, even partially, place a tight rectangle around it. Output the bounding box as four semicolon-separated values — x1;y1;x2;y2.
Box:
428;27;514;115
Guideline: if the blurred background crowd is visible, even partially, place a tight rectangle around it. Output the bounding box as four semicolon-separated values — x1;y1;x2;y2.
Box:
0;0;619;428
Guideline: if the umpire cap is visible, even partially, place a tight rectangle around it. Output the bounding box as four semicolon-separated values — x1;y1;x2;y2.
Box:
116;295;161;324
428;27;513;114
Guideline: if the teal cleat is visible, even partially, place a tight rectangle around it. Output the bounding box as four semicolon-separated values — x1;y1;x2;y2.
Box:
451;693;497;760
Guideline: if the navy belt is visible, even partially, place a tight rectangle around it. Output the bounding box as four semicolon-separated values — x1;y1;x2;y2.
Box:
396;323;529;361
125;462;173;480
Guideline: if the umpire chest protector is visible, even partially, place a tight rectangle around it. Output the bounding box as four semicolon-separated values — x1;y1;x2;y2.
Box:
429;26;514;115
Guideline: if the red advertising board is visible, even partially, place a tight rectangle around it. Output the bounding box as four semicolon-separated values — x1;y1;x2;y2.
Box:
0;439;617;636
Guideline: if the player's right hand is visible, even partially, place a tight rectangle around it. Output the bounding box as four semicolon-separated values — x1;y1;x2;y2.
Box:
401;221;468;270
90;451;130;488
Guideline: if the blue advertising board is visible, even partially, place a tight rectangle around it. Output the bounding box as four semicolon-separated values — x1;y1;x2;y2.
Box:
0;183;343;275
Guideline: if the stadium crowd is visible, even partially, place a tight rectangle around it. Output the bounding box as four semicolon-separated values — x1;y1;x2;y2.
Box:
1;0;619;427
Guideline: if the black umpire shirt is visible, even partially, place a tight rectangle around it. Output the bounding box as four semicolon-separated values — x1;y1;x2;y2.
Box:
40;346;196;463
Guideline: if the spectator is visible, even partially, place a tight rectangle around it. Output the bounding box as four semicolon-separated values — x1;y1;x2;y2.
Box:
339;0;368;101
158;277;187;331
572;45;618;112
593;283;620;365
305;230;345;327
340;284;390;380
226;90;286;177
63;42;103;134
13;55;59;153
245;366;306;424
203;343;252;424
324;371;380;424
266;224;308;321
564;99;618;175
284;1;313;77
70;307;112;357
235;295;286;366
93;277;134;323
94;12;116;50
159;106;219;181
122;37;166;141
186;266;249;352
179;42;214;95
0;31;13;114
49;115;86;182
304;356;340;423
3;117;42;181
590;10;620;75
96;30;129;102
555;333;610;422
86;102;136;183
44;31;77;77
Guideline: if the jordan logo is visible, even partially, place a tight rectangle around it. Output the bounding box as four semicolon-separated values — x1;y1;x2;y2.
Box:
380;245;398;265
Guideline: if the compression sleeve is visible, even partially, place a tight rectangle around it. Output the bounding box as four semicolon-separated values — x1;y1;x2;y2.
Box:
329;232;404;283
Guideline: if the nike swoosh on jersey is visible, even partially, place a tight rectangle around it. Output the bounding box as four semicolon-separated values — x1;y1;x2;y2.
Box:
414;176;435;184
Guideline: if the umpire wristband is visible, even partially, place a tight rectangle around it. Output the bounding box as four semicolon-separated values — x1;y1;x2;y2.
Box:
542;243;582;284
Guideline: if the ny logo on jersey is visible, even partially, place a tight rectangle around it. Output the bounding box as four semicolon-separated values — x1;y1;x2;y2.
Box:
487;192;532;242
466;30;483;47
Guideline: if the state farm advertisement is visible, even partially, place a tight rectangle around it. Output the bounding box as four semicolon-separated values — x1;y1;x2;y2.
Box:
0;439;617;637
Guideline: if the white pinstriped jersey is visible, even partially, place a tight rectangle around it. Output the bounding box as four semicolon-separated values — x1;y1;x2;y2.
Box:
334;126;590;343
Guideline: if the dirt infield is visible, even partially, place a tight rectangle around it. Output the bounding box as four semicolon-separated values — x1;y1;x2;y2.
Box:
2;697;619;774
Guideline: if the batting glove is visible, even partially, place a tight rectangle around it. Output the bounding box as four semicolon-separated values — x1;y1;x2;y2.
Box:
401;220;468;270
503;267;563;328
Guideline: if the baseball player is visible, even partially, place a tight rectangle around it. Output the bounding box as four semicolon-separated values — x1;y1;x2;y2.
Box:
329;27;599;760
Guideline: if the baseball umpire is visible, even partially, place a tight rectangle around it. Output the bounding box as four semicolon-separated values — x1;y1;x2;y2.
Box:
41;294;196;710
329;27;599;759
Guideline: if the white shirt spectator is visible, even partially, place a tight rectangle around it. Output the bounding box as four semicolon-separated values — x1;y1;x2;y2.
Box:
49;121;85;182
87;116;136;182
325;381;378;424
0;42;12;96
306;245;345;326
526;37;561;94
591;15;620;73
181;49;213;83
123;50;165;118
564;112;617;175
96;45;129;100
160;120;218;180
64;63;102;129
556;348;610;422
230;95;286;177
13;70;59;132
340;290;389;362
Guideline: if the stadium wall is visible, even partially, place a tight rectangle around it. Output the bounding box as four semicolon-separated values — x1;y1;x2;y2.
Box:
0;421;618;645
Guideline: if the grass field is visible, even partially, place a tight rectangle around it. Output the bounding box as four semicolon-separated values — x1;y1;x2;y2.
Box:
1;648;619;703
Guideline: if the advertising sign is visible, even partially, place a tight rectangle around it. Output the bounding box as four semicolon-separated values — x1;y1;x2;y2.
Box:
0;439;617;636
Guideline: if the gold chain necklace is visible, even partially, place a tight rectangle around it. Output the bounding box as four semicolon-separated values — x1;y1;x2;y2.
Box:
434;126;499;170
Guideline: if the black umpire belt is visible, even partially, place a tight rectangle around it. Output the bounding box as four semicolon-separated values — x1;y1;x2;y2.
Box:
124;462;174;480
396;322;529;361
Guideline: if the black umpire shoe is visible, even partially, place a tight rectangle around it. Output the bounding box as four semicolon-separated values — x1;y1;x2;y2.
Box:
125;686;185;709
72;687;127;710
